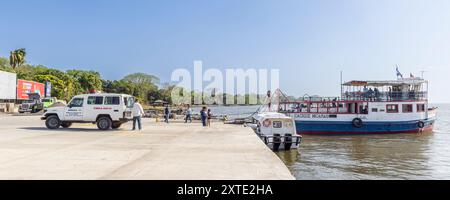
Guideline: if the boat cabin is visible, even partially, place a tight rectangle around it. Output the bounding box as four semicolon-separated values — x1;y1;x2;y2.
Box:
248;112;301;150
279;78;430;116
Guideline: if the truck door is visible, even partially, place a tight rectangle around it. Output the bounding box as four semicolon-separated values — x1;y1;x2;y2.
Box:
85;96;104;122
64;97;84;121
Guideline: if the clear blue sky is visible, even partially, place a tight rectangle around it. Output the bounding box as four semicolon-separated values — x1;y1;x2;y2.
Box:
1;0;449;103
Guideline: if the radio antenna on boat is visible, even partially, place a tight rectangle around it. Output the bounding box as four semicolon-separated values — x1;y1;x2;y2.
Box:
420;70;428;79
340;70;343;99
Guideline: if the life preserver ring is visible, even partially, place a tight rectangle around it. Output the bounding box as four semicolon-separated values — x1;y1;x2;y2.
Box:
352;118;363;128
263;119;271;127
418;121;425;128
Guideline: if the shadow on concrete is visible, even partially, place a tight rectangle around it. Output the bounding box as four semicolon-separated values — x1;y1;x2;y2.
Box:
18;127;128;132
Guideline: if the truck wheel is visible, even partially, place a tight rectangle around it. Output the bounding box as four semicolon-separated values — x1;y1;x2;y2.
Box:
61;122;72;128
112;122;122;129
45;115;61;129
97;117;112;130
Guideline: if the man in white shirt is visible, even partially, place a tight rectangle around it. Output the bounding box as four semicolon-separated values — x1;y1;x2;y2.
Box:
185;105;193;123
132;99;145;131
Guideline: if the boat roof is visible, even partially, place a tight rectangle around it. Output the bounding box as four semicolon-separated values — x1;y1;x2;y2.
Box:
343;78;427;87
253;112;292;121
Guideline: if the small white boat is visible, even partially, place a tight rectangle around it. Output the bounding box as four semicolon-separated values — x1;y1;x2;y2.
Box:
246;112;302;151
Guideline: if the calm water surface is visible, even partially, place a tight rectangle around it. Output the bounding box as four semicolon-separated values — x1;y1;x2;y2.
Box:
191;105;260;118
276;104;450;180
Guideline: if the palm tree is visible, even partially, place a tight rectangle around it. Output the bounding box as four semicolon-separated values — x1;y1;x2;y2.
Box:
9;48;26;69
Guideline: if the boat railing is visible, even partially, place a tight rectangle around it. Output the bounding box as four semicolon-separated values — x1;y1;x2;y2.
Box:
341;91;427;102
291;91;427;103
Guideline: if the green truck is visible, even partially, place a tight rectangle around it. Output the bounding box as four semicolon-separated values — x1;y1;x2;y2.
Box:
42;97;57;108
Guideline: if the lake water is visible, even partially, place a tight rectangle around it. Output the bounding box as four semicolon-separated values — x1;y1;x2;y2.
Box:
191;105;261;118
205;104;450;179
276;103;450;180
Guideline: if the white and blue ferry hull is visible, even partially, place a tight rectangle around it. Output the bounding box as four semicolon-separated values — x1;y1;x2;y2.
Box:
294;118;435;135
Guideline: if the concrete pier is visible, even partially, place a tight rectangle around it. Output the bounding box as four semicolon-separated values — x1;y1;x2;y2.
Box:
0;115;294;180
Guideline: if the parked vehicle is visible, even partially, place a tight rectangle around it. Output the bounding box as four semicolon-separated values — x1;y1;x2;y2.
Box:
42;97;57;108
41;93;135;130
18;93;44;113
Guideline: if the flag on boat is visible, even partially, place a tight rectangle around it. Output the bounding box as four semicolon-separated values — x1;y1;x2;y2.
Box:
396;67;403;78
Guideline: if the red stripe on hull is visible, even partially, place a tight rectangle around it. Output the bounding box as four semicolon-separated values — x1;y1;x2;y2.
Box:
298;125;434;135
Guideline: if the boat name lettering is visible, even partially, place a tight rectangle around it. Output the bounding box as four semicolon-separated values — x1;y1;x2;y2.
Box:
312;114;332;118
293;114;336;118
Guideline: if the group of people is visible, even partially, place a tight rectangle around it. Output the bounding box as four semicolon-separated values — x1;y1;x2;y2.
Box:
130;101;213;131
185;105;212;127
344;86;422;102
362;86;381;101
344;86;381;101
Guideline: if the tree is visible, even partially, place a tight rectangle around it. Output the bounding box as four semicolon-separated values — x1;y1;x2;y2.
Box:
67;70;103;93
102;79;135;95
158;84;176;104
9;48;26;69
0;57;14;72
121;73;159;103
33;74;66;100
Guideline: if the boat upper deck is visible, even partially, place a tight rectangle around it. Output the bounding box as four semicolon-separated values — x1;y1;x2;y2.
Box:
341;78;428;102
274;78;430;116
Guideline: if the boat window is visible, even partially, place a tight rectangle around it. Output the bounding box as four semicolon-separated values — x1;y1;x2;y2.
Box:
386;104;399;113
299;103;307;112
347;103;356;114
310;103;318;113
359;103;369;114
402;104;413;113
372;108;378;112
417;104;425;112
273;121;282;128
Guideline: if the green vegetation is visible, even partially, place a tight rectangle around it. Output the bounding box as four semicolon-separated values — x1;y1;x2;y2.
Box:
1;49;265;105
0;53;170;103
9;48;26;69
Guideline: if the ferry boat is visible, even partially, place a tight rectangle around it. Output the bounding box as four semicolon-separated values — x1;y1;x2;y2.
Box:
278;77;437;135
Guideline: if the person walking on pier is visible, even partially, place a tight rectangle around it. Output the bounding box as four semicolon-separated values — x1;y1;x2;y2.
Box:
164;105;170;123
207;109;212;127
132;99;144;131
200;107;207;127
185;105;193;123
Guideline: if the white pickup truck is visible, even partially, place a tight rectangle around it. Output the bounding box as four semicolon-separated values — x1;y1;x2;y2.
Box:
41;93;135;130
